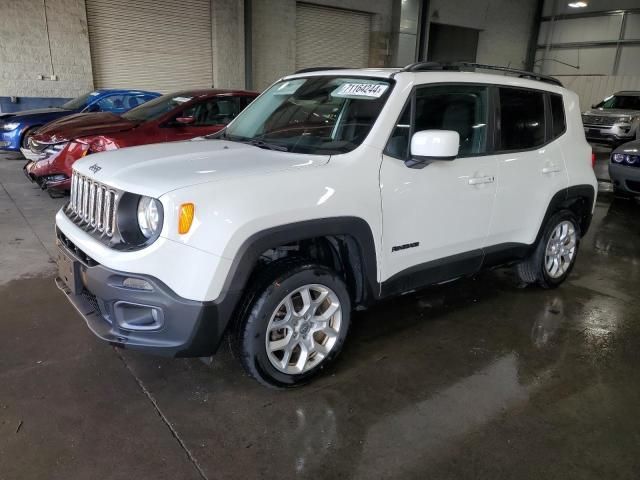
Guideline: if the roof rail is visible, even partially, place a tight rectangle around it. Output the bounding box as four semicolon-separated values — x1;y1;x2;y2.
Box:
294;66;348;74
393;61;563;87
454;62;563;87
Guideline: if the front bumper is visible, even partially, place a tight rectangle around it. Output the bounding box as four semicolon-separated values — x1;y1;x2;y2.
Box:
55;231;228;357
609;163;640;194
584;125;635;145
0;129;21;151
23;159;71;191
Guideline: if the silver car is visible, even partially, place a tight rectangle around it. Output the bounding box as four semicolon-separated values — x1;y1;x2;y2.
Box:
610;140;640;196
582;91;640;147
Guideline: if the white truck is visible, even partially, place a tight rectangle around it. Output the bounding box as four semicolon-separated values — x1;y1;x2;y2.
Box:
55;63;597;387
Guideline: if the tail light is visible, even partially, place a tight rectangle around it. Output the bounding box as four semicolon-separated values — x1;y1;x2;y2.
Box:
591;151;596;169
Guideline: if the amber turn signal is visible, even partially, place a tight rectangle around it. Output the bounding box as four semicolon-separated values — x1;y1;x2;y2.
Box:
178;203;195;234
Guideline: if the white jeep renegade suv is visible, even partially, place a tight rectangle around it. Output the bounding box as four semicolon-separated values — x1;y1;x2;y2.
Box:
55;63;597;387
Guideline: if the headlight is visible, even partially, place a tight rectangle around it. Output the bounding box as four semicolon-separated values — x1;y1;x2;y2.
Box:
612;153;625;163
44;142;68;154
616;116;632;124
2;122;20;131
137;196;162;238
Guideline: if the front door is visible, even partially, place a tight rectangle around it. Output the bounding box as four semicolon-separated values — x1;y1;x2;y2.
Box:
163;96;242;141
379;83;498;294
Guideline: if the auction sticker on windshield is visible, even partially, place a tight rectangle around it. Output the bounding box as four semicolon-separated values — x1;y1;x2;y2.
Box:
332;83;389;99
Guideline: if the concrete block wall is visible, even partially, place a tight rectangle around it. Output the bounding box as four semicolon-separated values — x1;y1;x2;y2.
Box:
0;0;93;98
428;0;538;69
212;0;246;89
250;0;394;90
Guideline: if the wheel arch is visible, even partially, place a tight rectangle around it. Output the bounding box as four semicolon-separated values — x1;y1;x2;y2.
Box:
217;217;379;318
537;184;596;243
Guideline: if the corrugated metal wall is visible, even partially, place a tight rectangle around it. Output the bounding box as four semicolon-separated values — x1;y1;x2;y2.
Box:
86;0;213;93
295;3;371;70
560;75;640;111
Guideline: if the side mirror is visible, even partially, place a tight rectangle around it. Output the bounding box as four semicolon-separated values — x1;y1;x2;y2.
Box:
175;116;195;125
406;130;460;168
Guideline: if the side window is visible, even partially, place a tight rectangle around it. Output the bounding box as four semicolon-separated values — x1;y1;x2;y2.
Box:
241;96;255;109
385;84;489;158
121;94;147;111
385;102;411;159
550;94;566;139
93;94;127;112
179;98;241;126
498;88;545;151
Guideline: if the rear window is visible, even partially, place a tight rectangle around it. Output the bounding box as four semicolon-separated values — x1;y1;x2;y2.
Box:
550;94;566;139
498;87;545;151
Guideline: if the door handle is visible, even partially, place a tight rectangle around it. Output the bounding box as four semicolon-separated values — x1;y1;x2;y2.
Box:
542;166;561;174
468;176;495;185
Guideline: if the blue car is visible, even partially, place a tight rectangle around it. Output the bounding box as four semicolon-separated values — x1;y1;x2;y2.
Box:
0;89;160;152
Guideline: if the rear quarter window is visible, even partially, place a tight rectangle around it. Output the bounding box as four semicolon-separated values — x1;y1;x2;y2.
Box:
550;94;566;139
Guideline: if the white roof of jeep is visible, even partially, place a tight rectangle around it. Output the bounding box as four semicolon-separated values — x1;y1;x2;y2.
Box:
283;67;566;95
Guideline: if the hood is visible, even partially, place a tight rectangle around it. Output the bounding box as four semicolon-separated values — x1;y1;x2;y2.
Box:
583;108;640;117
0;107;71;124
613;139;640;154
73;139;330;197
32;112;135;144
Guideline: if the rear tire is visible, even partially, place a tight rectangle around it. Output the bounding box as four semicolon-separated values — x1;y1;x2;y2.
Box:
232;259;351;388
516;210;581;289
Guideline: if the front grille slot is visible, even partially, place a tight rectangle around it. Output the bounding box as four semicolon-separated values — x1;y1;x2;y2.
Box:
67;172;117;237
57;228;98;267
582;115;616;126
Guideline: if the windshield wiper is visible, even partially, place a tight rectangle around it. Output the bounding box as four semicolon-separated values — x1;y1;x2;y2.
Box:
246;139;288;152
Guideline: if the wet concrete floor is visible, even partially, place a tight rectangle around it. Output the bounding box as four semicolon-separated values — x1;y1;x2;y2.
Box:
1;150;640;479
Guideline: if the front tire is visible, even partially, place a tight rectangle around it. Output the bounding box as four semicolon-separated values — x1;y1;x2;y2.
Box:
20;127;39;150
516;210;581;289
233;260;351;388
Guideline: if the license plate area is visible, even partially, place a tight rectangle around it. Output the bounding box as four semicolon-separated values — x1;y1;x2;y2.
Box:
57;247;82;295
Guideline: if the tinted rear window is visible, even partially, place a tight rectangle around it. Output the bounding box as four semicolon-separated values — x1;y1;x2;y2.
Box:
550;94;566;139
498;88;545;151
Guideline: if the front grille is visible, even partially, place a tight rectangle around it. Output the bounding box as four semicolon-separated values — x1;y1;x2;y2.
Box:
67;172;117;237
582;115;616;126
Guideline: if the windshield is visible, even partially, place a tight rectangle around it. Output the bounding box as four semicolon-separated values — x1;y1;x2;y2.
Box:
223;76;393;154
122;94;195;122
62;91;99;110
596;95;640;110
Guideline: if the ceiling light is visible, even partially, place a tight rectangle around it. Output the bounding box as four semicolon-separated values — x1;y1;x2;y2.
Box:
568;1;587;7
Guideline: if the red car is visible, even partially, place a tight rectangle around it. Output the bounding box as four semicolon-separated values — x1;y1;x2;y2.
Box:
24;89;258;192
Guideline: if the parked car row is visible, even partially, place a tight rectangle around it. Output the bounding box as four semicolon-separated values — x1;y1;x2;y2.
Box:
0;88;258;193
0;89;160;151
579;90;640;198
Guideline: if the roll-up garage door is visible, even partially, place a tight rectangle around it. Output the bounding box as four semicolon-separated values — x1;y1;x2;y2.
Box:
295;3;371;70
86;0;213;93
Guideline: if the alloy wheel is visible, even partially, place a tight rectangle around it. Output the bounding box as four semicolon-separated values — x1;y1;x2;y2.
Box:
265;284;342;374
544;220;577;278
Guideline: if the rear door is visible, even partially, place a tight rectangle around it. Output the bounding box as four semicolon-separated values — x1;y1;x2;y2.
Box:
379;83;499;293
487;87;569;248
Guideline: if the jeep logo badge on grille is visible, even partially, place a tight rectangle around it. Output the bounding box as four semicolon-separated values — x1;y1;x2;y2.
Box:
89;164;102;173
